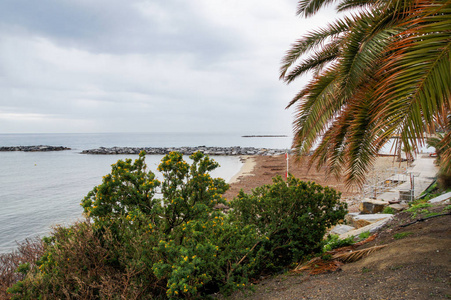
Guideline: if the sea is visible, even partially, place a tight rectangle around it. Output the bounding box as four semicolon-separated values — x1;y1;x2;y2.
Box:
0;132;292;253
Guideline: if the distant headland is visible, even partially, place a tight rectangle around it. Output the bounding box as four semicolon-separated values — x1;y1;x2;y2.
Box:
241;135;288;138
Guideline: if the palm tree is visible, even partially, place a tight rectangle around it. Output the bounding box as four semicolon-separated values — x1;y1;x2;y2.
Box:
280;0;451;186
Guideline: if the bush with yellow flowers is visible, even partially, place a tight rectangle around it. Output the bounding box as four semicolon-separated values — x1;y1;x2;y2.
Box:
8;152;346;299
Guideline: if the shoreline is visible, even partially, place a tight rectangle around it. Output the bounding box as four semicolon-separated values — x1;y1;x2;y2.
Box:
228;156;257;184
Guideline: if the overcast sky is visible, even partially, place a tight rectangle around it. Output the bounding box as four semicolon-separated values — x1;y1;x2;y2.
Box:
0;0;335;134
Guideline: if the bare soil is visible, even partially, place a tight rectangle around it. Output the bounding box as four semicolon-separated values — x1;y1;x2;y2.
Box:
224;204;451;300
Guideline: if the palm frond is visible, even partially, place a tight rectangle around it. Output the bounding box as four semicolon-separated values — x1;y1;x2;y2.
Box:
373;1;451;152
337;0;376;12
332;245;387;263
283;42;340;83
290;67;344;157
280;15;358;79
297;0;338;17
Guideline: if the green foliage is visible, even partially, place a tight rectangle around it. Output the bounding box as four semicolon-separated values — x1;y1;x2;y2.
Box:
15;263;30;276
322;234;355;253
230;175;347;273
8;153;347;299
393;232;413;240
358;231;371;241
407;203;433;219
427;131;451;189
424;212;440;218
382;206;395;214
82;151;161;219
157;151;229;234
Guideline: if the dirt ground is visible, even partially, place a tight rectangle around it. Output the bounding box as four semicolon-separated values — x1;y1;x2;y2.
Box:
225;203;451;300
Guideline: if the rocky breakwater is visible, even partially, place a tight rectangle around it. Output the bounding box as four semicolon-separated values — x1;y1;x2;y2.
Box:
81;146;290;156
0;145;71;152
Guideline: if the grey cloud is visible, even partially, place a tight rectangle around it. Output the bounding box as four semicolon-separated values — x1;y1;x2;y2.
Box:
0;0;307;134
0;0;243;60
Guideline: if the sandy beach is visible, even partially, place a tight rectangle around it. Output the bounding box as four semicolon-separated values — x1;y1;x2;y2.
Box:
224;154;410;211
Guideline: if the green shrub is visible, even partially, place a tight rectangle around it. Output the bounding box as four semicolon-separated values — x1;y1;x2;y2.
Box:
322;234;355;253
383;206;395;214
407;203;433;219
229;175;347;274
358;231;371;241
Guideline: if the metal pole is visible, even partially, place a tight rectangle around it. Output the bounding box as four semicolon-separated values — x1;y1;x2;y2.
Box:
286;152;289;179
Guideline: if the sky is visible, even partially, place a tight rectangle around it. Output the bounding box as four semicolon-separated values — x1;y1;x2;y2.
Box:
0;0;336;134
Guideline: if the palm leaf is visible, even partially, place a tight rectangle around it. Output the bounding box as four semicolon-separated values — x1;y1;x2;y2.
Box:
332;245;387;263
297;0;338;17
280;14;359;80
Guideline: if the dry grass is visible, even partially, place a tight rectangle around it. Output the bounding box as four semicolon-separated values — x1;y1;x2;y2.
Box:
0;237;44;299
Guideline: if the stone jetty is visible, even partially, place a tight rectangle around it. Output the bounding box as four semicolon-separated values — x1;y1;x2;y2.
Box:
0;145;71;152
81;146;290;156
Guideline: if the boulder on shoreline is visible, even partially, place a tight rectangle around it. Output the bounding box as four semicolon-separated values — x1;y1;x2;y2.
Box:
81;146;290;156
0;145;71;152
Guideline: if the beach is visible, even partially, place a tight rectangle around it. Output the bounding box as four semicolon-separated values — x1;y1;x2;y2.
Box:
224;154;410;212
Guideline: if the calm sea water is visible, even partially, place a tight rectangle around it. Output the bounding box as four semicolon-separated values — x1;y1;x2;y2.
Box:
0;133;292;253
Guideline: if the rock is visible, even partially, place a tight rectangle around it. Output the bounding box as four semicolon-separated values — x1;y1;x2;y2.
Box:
0;145;71;152
329;224;355;235
81;146;291;156
339;215;394;239
354;219;372;228
389;203;408;212
428;192;451;204
346;213;393;228
359;199;389;214
344;213;359;225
